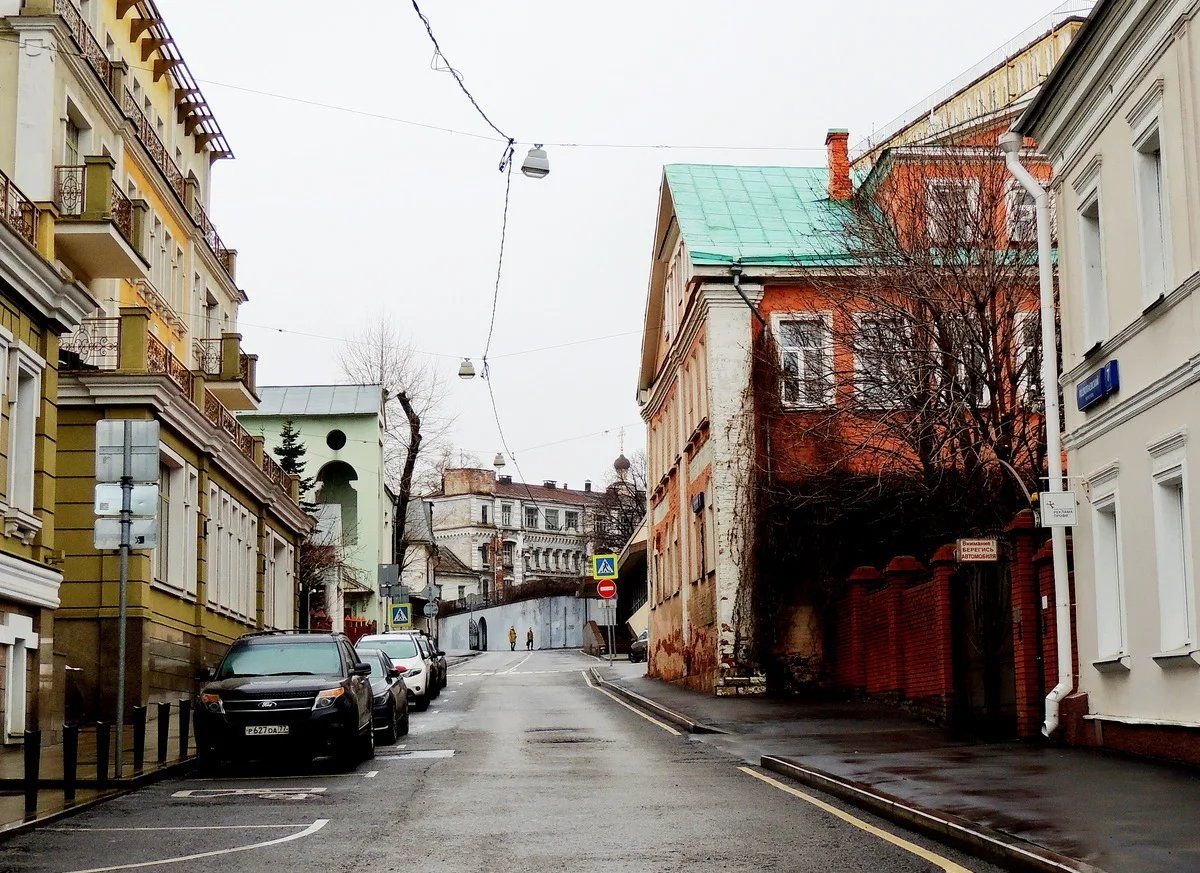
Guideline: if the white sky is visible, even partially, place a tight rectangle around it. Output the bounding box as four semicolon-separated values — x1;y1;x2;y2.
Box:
156;0;1068;489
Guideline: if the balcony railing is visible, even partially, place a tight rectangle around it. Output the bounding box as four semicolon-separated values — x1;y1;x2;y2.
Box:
194;338;222;375
54;0;114;91
262;453;288;490
133;279;187;337
192;336;257;407
110;181;134;241
120;89;186;206
191;201;235;276
203;389;255;458
54;165;84;215
147;333;193;397
59;316;120;370
55;162;138;246
0;169;39;248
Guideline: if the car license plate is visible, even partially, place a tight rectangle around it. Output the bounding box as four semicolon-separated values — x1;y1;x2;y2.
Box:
244;725;289;736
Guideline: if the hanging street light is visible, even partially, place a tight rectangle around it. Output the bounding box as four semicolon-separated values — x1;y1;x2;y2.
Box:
521;144;550;179
493;452;506;469
458;357;476;379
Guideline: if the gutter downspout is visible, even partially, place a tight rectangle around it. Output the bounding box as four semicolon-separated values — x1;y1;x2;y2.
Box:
1000;131;1073;737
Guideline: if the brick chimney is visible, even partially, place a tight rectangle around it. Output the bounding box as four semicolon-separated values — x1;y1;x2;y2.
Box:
826;129;852;201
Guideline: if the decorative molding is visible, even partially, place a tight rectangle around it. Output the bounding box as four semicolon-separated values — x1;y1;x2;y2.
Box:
1125;77;1167;128
1092;654;1132;674
0;551;62;610
1151;647;1200;668
1064;356;1200;452
1071;153;1103;196
1085;460;1121;492
1147;427;1188;459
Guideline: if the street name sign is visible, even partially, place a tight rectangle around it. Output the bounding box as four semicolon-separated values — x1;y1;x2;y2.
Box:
591;554;618;581
390;603;413;629
596;579;617;599
1039;491;1078;528
957;538;999;563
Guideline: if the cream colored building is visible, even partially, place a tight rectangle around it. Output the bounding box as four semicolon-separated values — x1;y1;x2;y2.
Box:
1017;0;1200;758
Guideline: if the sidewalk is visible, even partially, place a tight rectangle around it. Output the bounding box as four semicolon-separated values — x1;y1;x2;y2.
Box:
596;664;1200;873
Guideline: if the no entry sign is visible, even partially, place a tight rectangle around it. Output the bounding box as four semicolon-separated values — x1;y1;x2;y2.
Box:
596;579;617;599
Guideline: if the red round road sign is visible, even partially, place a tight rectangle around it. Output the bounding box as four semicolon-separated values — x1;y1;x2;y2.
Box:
597;579;617;599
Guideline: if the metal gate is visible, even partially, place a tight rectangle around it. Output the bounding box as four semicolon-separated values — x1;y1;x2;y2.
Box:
468;619;480;651
477;616;488;651
951;540;1017;738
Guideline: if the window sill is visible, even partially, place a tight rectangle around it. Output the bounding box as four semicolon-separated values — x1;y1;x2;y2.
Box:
1092;654;1131;674
3;506;41;545
1142;293;1167;318
1151;648;1200;669
1082;341;1104;360
151;580;197;602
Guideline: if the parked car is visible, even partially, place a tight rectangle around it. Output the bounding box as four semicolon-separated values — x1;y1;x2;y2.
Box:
356;633;431;711
194;631;374;770
410;632;446;694
416;632;449;691
356;647;410;744
629;630;649;663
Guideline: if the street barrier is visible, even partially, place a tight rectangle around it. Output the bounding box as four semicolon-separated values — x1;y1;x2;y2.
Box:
62;724;78;804
23;728;40;818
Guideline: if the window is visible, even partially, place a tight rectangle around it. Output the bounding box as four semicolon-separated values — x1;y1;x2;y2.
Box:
156;462;172;585
326;430;346;450
1135;125;1171;304
544;509;560;531
481;504;489;525
64;119;81;165
1016;311;1043;404
458;585;466;600
501;504;512;527
1079;195;1108;348
1091;489;1126;659
1149;435;1193;653
776;315;831;408
503;542;514;567
480;543;490;569
206;485;256;618
524;506;539;529
155;456;198;594
1008;183;1037;242
264;535;293;631
565;511;579;531
926;179;980;245
1;614;37;741
8;348;41;515
854;313;907;407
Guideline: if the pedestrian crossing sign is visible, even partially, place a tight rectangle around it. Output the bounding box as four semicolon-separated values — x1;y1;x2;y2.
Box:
390;603;412;628
591;554;619;581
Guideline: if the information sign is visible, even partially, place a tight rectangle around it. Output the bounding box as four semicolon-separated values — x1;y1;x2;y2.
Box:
956;538;999;562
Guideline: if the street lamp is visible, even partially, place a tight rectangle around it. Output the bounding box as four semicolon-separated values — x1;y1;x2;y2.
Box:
521;144;550;179
458;358;476;379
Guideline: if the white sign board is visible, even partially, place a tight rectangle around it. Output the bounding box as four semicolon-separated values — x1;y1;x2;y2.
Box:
1039;491;1078;528
94;483;158;517
957;538;999;563
95;420;160;484
94;517;158;550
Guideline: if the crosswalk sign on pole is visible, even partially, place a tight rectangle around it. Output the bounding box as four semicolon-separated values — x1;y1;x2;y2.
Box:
591;554;619;581
390;603;412;629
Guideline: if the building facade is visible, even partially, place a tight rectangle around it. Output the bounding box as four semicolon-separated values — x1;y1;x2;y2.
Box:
240;385;395;632
0;0;311;723
1016;0;1200;762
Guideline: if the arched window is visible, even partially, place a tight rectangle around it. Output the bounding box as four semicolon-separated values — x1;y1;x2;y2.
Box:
315;461;359;545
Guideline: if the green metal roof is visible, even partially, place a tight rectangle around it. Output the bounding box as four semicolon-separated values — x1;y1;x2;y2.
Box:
664;164;855;267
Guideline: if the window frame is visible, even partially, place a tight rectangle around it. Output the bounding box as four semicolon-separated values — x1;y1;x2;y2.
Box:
7;342;45;519
771;311;834;410
925;178;981;246
1148;431;1194;655
1077;187;1108;350
1132;116;1172;306
1088;467;1128;663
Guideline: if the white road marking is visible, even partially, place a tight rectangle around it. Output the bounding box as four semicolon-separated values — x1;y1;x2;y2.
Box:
500;653;534;674
738;768;973;873
582;671;682;736
363;770;378;779
60;819;329;873
47;825;302;832
376;749;455;759
172;787;326;801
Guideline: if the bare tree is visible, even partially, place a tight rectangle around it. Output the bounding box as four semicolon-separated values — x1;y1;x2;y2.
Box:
587;449;648;554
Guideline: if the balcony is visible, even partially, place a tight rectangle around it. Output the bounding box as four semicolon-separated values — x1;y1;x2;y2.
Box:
53;157;149;280
0;169;40;250
192;335;258;411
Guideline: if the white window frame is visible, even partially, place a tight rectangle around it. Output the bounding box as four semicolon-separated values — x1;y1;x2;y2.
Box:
1;613;38;742
7;342;44;523
853;310;907;409
1087;465;1128;663
926;178;981;245
1006;180;1038;243
772;311;834;409
1077;187;1108;350
1015;310;1043;404
1148;430;1194;655
1133;117;1172;306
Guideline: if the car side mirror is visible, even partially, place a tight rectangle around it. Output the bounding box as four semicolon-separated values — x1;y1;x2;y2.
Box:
195;666;213;681
437;650;446;657
387;667;401;679
352;662;372;677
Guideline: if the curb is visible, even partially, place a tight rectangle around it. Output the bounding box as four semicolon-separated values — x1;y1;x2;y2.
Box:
588;668;724;735
760;756;1107;873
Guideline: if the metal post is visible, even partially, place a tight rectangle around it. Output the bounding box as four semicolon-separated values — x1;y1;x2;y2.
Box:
177;698;191;759
63;724;78;804
156;701;170;765
132;705;146;773
95;722;110;788
115;420;132;778
607;610;614;665
22;729;40;819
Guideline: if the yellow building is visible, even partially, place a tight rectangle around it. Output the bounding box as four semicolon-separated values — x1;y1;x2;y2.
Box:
0;0;311;726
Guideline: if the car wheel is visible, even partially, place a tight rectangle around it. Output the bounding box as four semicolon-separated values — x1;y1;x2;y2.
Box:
413;690;430;712
360;721;375;761
379;705;399;745
399;707;410;737
431;681;441;700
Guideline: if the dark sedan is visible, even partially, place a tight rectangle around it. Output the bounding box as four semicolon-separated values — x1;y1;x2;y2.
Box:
356;647;409;744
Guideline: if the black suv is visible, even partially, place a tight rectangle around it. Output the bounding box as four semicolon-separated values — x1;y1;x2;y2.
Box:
195;631;375;768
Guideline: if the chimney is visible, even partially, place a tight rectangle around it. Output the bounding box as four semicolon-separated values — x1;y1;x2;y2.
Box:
584;480;592;492
826;129;852;201
543;480;557;489
499;475;512;485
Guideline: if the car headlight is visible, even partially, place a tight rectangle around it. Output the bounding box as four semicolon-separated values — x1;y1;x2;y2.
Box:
200;692;223;714
373;692;389;705
312;687;345;710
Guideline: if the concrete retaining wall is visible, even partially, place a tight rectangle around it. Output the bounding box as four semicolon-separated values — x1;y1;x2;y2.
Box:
438;596;595;651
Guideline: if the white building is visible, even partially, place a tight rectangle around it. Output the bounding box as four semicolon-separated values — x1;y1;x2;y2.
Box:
429;468;602;598
1016;0;1200;762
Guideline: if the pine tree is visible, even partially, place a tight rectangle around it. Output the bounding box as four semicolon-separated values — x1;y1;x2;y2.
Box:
274;420;316;511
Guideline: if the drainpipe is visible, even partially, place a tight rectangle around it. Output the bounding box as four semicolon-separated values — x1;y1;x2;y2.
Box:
1000;131;1072;736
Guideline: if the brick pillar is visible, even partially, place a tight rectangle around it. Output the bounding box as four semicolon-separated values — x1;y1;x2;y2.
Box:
881;556;924;697
1034;541;1057;704
841;566;878;691
928;545;957;722
1008;511;1044;738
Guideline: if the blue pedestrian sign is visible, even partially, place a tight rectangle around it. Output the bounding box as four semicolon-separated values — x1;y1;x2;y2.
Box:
390;603;412;629
591;554;619;581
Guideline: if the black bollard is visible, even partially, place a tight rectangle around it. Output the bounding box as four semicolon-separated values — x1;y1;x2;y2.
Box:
23;729;40;819
132;706;146;774
177;698;191;759
156;702;170;766
63;724;79;804
95;722;110;788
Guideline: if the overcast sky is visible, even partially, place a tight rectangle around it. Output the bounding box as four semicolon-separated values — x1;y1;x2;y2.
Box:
157;0;1071;489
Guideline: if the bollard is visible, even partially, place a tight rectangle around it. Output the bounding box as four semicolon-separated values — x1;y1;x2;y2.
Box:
23;729;41;819
156;702;170;765
177;698;191;759
95;722;111;788
132;706;146;774
63;724;79;804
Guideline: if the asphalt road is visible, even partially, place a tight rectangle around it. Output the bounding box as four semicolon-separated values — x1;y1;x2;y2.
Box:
0;650;1001;872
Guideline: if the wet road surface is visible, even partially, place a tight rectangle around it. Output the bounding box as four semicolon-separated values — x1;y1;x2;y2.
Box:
0;650;1000;872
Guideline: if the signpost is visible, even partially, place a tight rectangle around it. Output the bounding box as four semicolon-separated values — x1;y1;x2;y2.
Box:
596;579;617;600
1038;491;1078;528
590;554;618;581
390;603;413;629
956;538;999;563
94;420;160;779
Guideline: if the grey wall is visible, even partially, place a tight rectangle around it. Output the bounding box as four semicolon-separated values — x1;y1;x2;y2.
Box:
438;596;595;651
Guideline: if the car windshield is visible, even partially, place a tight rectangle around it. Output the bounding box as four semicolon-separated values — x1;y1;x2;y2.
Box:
216;642;342;679
356;649;388;677
364;638;419;660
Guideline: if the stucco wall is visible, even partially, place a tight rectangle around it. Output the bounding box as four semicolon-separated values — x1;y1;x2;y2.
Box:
437;596;595;652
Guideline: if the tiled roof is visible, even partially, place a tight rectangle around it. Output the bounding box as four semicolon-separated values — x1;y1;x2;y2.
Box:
664;164;856;267
434;548;474;576
494;480;603;504
245;384;384;417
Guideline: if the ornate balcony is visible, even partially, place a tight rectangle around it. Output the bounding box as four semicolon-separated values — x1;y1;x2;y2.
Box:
0;168;40;249
52;156;148;280
192;335;258;411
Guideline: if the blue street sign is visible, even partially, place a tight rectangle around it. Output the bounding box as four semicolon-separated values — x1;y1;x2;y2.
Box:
390;603;412;628
591;554;618;580
1077;360;1120;411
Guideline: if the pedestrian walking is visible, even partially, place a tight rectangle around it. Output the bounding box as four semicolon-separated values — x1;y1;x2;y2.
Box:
508;625;517;651
526;628;534;651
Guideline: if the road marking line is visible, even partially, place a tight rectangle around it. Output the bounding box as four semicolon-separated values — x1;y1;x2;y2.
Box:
61;819;329;873
501;652;534;673
582;671;681;736
363;770;378;778
172;787;326;800
738;768;973;873
47;825;302;832
376;749;455;759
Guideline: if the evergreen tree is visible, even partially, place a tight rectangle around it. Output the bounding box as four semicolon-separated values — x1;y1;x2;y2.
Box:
274;420;316;511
